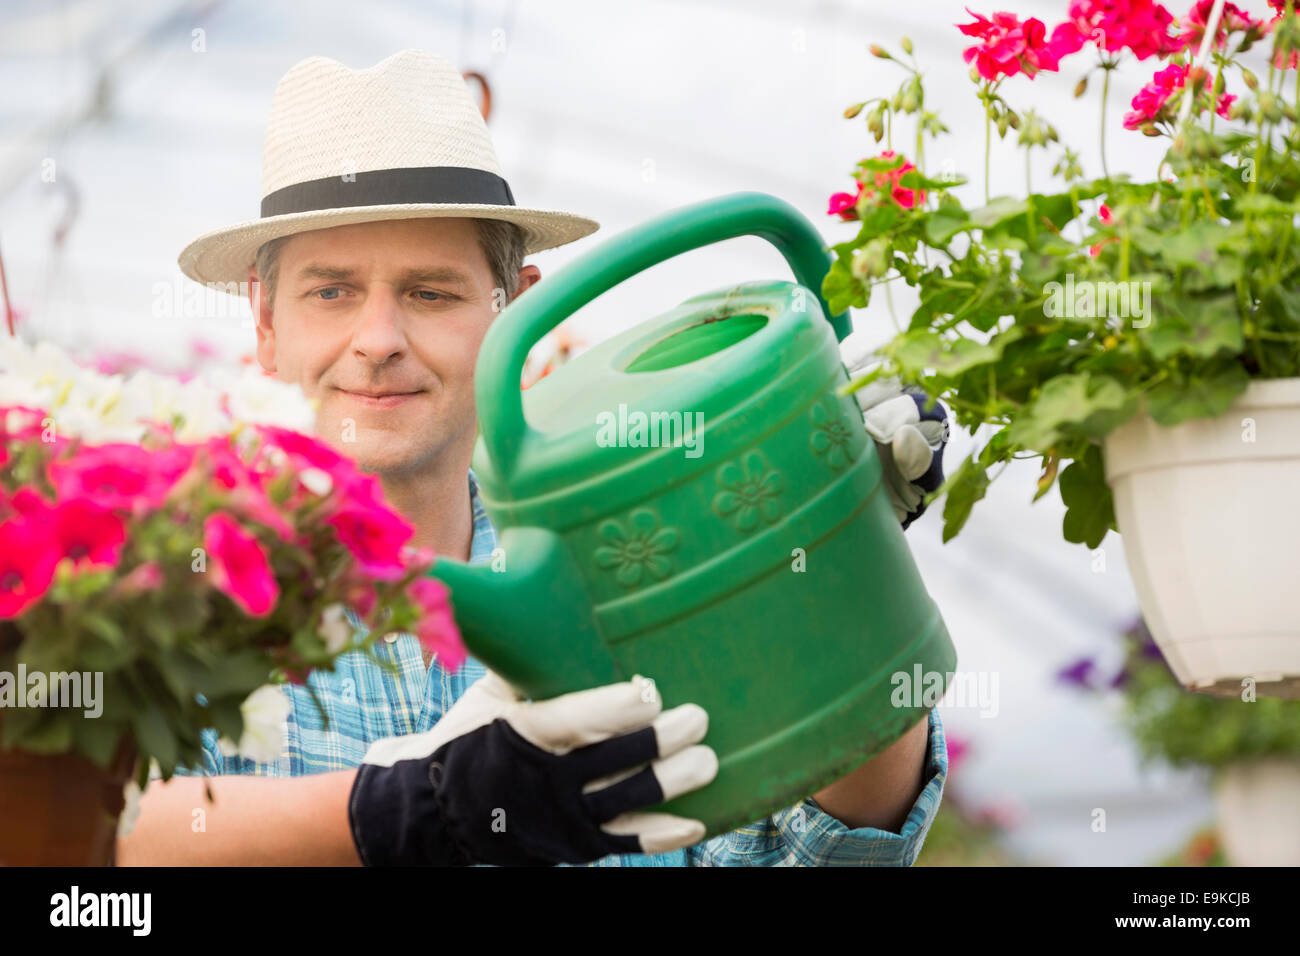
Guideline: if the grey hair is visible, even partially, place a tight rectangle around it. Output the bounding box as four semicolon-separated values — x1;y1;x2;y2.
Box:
251;218;528;308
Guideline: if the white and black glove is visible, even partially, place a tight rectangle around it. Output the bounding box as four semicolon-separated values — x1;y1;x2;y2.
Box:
348;670;718;866
844;348;950;530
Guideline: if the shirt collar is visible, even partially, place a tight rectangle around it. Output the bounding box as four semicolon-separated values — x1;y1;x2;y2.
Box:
466;467;498;565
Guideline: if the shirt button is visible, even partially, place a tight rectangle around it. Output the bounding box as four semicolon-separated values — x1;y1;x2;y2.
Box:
384;633;399;644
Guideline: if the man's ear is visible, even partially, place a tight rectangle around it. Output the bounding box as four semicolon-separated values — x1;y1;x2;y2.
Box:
509;264;542;305
249;267;276;375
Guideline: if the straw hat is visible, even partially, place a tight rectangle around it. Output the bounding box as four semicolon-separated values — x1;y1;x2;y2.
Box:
178;49;599;288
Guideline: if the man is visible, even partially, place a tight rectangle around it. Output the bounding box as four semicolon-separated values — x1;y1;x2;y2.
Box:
119;50;951;867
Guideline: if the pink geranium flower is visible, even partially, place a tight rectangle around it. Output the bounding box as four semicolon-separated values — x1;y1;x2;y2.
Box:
1123;63;1235;130
47;442;195;514
1049;0;1182;61
1179;0;1263;51
326;504;415;581
0;519;59;619
204;511;279;617
827;181;866;220
958;9;1063;80
408;577;466;671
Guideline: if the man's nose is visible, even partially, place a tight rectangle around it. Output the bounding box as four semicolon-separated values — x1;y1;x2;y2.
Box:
351;285;408;363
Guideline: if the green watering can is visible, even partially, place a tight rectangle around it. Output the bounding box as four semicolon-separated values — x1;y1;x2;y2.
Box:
431;191;956;837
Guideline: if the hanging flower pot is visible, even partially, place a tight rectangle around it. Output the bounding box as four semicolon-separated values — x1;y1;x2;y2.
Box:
1104;378;1300;698
1213;757;1300;866
0;729;137;866
822;4;1300;697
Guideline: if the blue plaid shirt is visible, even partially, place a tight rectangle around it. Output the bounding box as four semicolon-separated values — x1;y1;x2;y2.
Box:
178;469;948;866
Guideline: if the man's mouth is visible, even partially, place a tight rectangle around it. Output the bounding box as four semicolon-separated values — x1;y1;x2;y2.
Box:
335;387;425;408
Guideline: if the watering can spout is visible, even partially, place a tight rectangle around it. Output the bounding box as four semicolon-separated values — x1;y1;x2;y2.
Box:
429;527;619;700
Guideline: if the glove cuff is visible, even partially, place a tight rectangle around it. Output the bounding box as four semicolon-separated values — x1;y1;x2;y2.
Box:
349;759;473;867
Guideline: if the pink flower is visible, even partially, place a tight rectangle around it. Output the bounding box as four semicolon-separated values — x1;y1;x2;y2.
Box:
1049;0;1182;62
0;519;59;619
0;405;49;443
204;511;279;617
205;437;295;540
47;442;195;514
1123;63;1234;130
1180;0;1263;51
56;499;127;569
1265;3;1300;68
958;9;1063;80
114;561;164;598
408;577;466;671
326;504;414;581
827;182;865;220
0;487;123;570
255;425;352;478
1098;203;1114;223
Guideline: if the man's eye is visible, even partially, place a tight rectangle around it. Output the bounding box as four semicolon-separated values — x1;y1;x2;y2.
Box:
413;290;447;302
315;287;343;301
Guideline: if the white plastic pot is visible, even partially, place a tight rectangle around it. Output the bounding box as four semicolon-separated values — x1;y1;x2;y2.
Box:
1104;377;1300;698
1213;758;1300;866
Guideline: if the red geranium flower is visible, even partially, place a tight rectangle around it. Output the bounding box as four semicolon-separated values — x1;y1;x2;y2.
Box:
1179;0;1263;51
1049;0;1183;61
1123;63;1235;130
958;9;1063;80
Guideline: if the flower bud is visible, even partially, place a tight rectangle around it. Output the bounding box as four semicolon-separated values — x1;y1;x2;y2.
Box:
852;237;892;281
1260;92;1283;122
1073;76;1088;98
891;91;904;111
900;36;913;55
867;105;885;140
870;44;891;59
969;65;982;83
844;101;866;119
1242;69;1259;90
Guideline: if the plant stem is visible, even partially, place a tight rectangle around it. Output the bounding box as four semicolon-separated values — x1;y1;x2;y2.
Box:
984;108;992;203
1100;66;1112;181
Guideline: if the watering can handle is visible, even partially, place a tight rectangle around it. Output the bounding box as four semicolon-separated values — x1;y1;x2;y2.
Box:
476;190;848;479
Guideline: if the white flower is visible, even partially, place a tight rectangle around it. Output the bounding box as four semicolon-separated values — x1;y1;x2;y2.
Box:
300;467;333;497
117;780;143;839
318;602;353;654
169;376;231;441
216;685;291;763
214;366;317;432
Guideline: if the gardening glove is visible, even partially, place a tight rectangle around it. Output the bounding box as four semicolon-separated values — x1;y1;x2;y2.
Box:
348;669;717;866
844;350;949;530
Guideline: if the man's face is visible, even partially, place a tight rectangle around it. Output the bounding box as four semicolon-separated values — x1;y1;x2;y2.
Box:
251;217;536;477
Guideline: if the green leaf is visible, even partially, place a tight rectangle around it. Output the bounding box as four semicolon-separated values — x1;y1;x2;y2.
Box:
1262;284;1300;326
940;454;990;543
968;197;1030;229
73;715;126;769
924;211;971;246
1005;373;1134;449
173;648;273;700
887;325;1024;376
1145;361;1251;426
131;700;179;775
0;707;74;754
1059;445;1114;549
822;259;867;315
1142;293;1242;360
